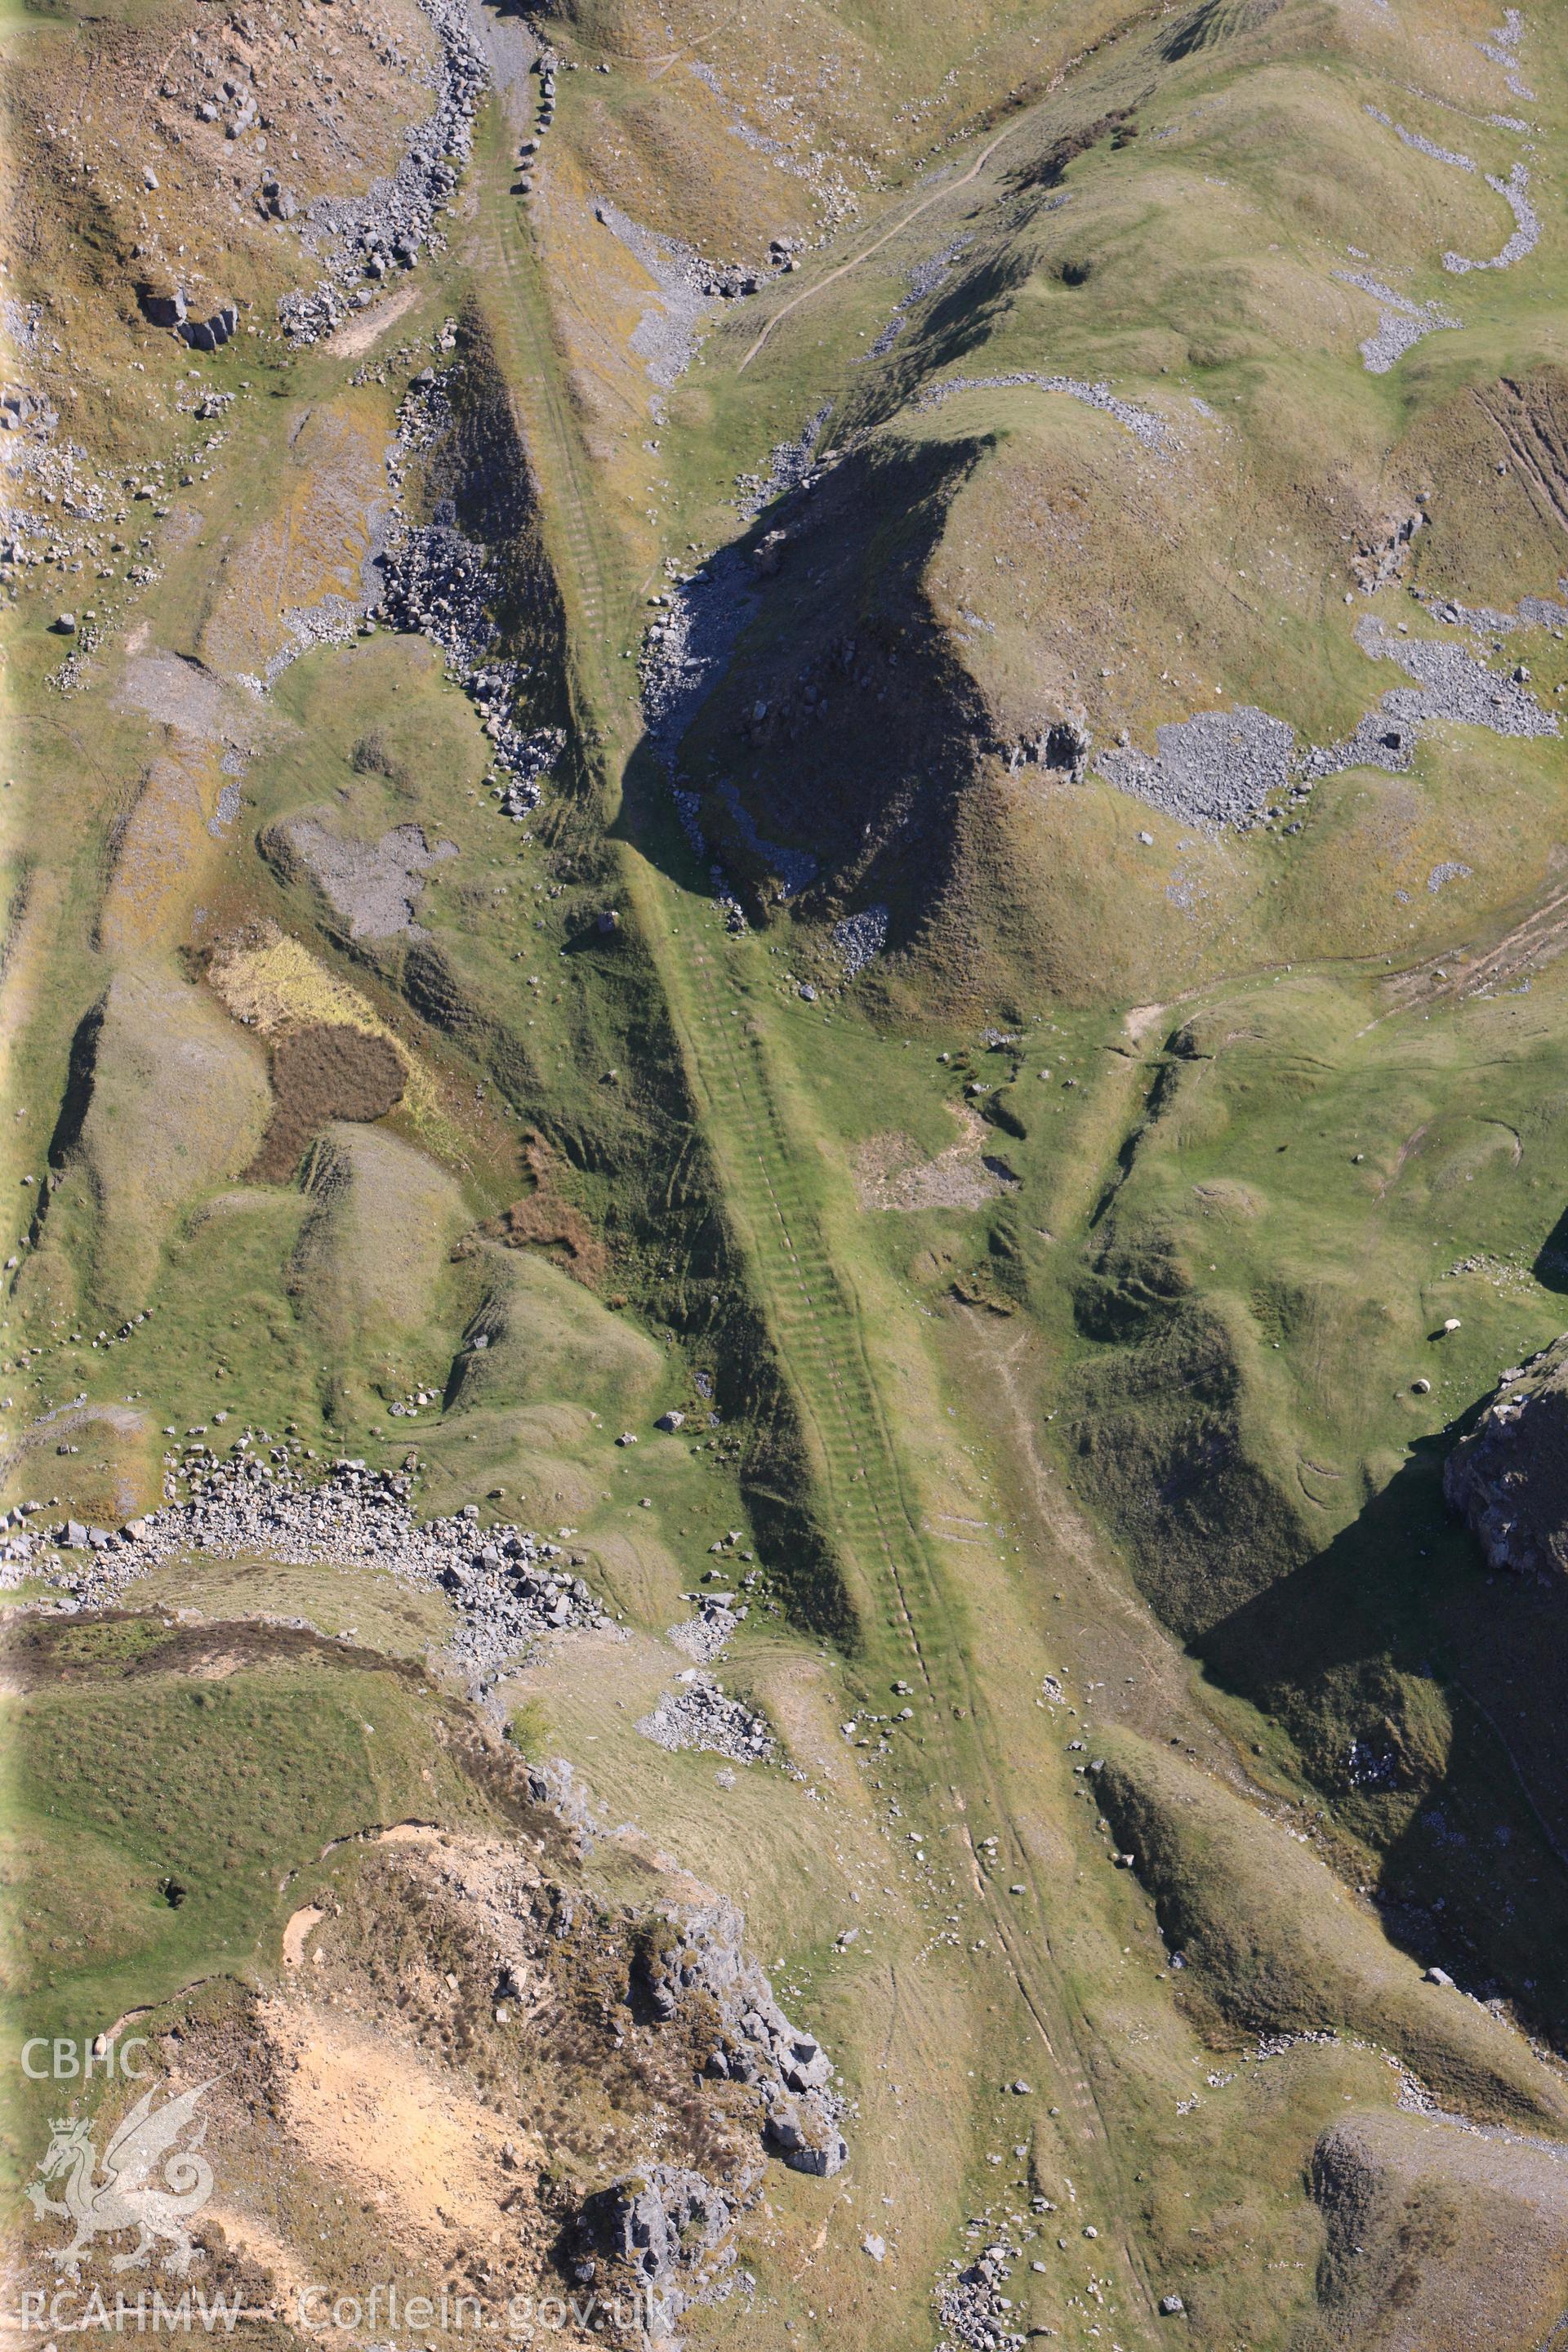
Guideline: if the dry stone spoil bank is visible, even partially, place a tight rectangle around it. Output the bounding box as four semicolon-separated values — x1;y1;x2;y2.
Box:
915;370;1173;451
281;818;457;940
0;1450;608;1678
1445;162;1540;273
375;367;565;823
1095;609;1559;828
277;0;487;345
1333;270;1460;373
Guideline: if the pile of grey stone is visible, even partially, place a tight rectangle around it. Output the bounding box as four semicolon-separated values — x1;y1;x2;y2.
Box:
376;368;565;819
734;400;834;521
863;232;973;360
668;1592;746;1661
833;903;889;976
938;2238;1027;2350
276;0;487;345
636;1668;773;1764
1332;271;1459;375
1098;610;1559;831
2;1449;607;1673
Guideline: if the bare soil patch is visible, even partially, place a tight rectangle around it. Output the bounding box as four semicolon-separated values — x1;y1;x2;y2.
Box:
467;1132;608;1284
853;1105;1018;1211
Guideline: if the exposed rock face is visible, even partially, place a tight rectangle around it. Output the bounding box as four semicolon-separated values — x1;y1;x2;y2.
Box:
639;1900;849;2176
581;2166;744;2338
1445;1337;1568;1575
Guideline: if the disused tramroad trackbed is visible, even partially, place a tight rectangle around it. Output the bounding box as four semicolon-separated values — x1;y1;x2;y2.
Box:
474;100;1164;2345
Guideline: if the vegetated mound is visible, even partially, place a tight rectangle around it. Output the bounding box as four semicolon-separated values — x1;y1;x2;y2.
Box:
248;1023;407;1183
29;963;270;1321
1298;2109;1568;2352
288;1121;468;1350
2;1620;496;2023
445;1245;662;1419
1445;1334;1568;1578
1392;367;1568;612
1067;1242;1311;1636
1093;1731;1568;2134
466;1133;608;1285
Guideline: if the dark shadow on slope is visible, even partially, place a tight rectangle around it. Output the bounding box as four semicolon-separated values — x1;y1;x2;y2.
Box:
636;431;996;969
1533;1204;1568;1292
1197;1438;1568;2047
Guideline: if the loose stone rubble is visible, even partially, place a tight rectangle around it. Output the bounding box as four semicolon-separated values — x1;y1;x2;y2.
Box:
1096;607;1559;828
277;0;486;345
862;234;974;360
636;1669;774;1764
1098;706;1296;828
0;1450;608;1677
734;402;835;522
1352;612;1559;737
667;1592;746;1661
1364;105;1476;171
1476;7;1534;102
591;200;722;397
936;2236;1027;2352
1333;269;1461;373
833;904;890;975
376;366;565;822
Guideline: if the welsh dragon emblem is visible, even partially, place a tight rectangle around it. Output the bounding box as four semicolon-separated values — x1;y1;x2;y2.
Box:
26;2080;216;2276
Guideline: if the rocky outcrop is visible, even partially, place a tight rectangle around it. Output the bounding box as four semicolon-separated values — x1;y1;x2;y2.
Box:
578;2165;746;2340
1445;1336;1568;1576
638;1899;848;2176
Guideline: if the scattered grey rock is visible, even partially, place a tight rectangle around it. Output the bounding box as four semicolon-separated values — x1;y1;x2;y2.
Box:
938;2235;1025;2352
591;199;722;392
1099;610;1557;829
1475;8;1534;102
374;368;565;818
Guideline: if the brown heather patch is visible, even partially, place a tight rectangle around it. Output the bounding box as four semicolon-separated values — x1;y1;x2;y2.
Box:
248;1023;406;1184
